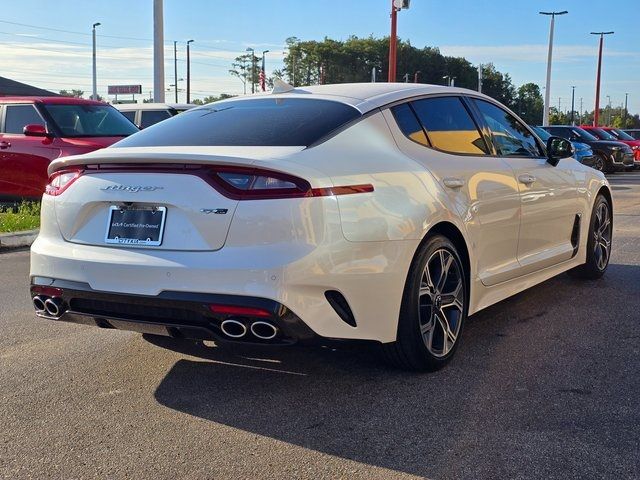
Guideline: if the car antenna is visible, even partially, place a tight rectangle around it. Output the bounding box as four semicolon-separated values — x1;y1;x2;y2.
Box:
271;78;295;94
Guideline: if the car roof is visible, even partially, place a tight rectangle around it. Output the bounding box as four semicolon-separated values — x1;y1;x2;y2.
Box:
207;83;498;114
0;96;109;106
113;103;196;111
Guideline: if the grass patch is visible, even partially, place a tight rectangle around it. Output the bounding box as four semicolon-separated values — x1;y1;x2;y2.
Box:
0;202;41;233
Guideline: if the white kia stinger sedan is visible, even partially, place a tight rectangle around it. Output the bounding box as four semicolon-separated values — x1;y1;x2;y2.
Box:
30;82;612;370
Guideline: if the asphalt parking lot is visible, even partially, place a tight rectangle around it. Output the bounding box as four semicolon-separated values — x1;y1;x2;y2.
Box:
1;172;639;480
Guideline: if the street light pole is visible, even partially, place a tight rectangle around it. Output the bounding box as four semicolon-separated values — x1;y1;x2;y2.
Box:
540;11;568;127
624;93;629;126
570;86;576;125
591;31;614;126
153;0;165;102
261;50;269;92
246;47;255;93
186;39;194;103
92;22;101;100
173;41;178;103
606;95;612;126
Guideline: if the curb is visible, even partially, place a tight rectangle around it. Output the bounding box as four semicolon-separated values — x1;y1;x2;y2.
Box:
0;229;39;250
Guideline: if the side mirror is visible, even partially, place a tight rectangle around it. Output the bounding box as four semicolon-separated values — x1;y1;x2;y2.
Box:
23;124;49;137
547;136;575;166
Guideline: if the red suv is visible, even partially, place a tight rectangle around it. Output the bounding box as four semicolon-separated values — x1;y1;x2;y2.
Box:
0;97;138;201
581;125;640;168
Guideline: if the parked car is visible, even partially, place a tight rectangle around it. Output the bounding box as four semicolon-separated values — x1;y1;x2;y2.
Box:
113;103;195;129
623;129;640;140
532;126;596;168
592;127;640;168
0;96;138;201
30;83;612;371
542;125;634;173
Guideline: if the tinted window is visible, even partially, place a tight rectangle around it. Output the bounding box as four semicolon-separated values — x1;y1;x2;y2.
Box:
43;104;138;137
609;129;634;141
116;98;361;148
408;97;488;155
571;128;597;142
391;103;428;146
121;111;136;123
474;100;542;157
532;126;551;141
589;128;616;141
4;105;44;134
140;110;172;128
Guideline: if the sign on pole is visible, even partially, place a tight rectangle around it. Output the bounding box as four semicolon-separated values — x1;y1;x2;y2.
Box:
108;85;142;95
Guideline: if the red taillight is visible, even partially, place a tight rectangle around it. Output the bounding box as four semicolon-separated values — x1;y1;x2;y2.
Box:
30;285;63;297
209;166;373;200
44;168;83;196
209;304;272;318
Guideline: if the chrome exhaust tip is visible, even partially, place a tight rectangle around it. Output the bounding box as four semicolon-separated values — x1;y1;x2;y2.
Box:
44;297;64;318
250;321;278;340
220;319;247;338
33;295;46;313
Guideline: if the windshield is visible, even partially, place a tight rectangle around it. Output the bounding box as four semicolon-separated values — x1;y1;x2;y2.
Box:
573;128;598;141
533;126;551;141
43;104;139;138
609;128;635;141
589;128;617;141
114;98;362;148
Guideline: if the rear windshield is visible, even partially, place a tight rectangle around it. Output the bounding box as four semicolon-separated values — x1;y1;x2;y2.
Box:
43;104;139;138
114;98;361;148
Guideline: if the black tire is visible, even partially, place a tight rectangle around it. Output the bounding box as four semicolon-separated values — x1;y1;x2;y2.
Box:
382;235;468;371
593;153;610;173
568;194;612;280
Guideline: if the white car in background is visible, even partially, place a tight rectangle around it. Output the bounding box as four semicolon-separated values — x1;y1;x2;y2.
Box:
30;82;612;371
114;102;195;129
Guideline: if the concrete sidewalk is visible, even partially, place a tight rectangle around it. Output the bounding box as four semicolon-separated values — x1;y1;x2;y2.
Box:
0;229;38;250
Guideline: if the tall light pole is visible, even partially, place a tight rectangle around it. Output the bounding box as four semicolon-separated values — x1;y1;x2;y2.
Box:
91;22;100;100
478;63;483;93
186;39;194;103
388;0;410;82
591;31;614;126
173;41;178;103
261;49;269;92
246;47;255;93
624;93;629;126
570;86;576;125
606;95;612;126
540;10;568;127
153;0;165;102
442;75;450;86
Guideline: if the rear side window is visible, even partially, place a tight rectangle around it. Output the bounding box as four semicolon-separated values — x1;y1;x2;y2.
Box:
473;99;542;157
4;105;44;134
391;103;428;146
115;98;362;147
393;97;489;155
140;110;172;128
121;111;136;123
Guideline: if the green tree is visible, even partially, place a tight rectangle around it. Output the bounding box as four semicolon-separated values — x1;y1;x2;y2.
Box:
59;89;84;98
515;83;544;125
229;53;259;94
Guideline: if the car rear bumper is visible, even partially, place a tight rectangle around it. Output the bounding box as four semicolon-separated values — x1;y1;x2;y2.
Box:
30;277;321;345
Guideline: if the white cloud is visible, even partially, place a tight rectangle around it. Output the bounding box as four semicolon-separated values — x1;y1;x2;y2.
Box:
439;44;634;63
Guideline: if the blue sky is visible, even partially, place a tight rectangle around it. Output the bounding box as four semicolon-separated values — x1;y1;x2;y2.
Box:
1;0;638;113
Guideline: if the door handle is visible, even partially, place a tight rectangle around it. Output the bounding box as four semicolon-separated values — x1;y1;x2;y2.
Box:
0;141;10;149
443;177;465;189
518;174;536;185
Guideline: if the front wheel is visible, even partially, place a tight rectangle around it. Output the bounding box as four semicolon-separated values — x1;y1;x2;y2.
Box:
568;194;612;279
382;235;468;371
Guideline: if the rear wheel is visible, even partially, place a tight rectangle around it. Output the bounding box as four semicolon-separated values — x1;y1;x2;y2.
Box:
568;194;612;279
383;235;468;371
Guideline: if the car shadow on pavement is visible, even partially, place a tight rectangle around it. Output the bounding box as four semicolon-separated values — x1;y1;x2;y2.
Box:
152;263;640;479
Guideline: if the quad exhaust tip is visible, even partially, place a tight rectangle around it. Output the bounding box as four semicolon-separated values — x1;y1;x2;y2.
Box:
250;321;278;340
220;319;248;338
33;295;46;313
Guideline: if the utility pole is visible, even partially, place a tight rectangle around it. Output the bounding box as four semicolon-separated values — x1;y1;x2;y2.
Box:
591;31;614;126
261;50;269;91
540;11;568;127
91;22;100;100
246;47;255;93
570;86;576;125
606;95;612;126
624;93;629;126
579;97;583;124
478;63;483;93
186;39;194;103
153;0;165;102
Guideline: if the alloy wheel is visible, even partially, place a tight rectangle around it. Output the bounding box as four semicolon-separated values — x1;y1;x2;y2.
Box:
593;201;612;271
418;249;465;357
594;155;606;172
